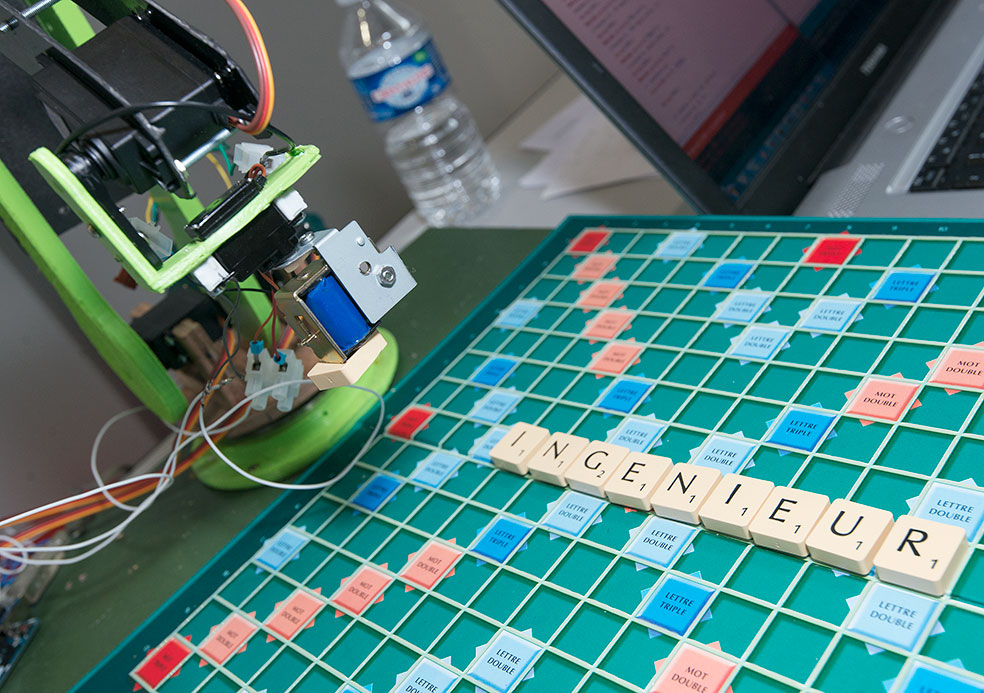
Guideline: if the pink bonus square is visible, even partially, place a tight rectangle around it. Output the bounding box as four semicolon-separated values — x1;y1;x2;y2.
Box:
265;590;325;640
199;614;256;664
401;541;462;589
847;378;919;422
651;644;734;693
332;566;391;615
930;347;984;389
584;311;632;340
578;281;625;308
590;343;642;374
573;254;617;280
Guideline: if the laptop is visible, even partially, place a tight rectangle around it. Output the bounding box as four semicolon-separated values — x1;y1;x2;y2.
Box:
498;0;984;218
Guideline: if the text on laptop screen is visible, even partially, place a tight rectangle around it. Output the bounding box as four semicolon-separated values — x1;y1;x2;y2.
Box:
542;0;890;202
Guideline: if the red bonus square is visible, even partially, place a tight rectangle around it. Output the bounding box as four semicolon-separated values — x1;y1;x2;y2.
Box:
805;237;860;265
387;406;433;439
568;229;610;254
133;638;192;688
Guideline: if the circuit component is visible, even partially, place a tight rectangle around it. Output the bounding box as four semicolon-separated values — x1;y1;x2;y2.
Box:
0;618;39;688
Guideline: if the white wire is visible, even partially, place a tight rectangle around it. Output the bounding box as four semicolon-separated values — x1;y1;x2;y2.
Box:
90;406;148;511
0;380;384;567
197;382;384;491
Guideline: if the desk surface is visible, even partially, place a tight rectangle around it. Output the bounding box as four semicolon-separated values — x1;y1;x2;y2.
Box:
4;227;551;693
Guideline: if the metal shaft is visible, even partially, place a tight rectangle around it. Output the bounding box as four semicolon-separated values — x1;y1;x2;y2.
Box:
0;0;63;32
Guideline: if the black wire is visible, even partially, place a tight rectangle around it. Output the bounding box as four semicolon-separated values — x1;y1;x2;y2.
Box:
54;101;245;155
216;286;245;383
261;124;296;150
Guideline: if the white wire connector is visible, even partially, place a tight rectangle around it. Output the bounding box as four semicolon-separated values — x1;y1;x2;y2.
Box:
244;341;278;410
272;350;303;412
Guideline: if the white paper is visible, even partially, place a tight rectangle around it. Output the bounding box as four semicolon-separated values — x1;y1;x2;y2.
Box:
519;97;660;200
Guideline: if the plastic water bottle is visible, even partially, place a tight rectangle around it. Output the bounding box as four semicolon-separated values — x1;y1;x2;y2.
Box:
337;0;501;227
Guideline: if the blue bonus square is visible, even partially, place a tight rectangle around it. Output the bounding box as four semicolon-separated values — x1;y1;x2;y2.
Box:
606;418;666;452
800;298;862;332
473;517;532;563
656;231;706;258
542;491;606;536
256;528;308;570
639;576;713;635
714;291;770;323
495;299;542;328
397;659;457;693
903;664;983;693
703;262;753;289
848;583;937;651
729;326;791;360
767;408;835;452
470;390;522;423
914;481;984;540
352;474;401;512
873;271;935;302
411;452;462;487
470;428;507;463
469;631;541;692
597;379;652;413
692;436;755;474
472;357;518;386
626;516;696;567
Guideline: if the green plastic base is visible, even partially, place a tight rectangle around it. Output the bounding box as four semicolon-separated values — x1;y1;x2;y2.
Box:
191;328;399;490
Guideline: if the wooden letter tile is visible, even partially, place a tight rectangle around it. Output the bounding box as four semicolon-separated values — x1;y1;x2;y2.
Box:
649;463;721;524
490;423;550;475
805;499;894;574
873;514;970;596
749;486;830;556
527;433;589;486
603;452;673;510
698;474;774;540
564;441;630;497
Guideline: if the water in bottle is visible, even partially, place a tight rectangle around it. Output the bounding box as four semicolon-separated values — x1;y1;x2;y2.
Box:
338;0;501;227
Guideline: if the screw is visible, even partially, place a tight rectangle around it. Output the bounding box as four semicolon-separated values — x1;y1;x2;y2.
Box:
359;261;372;275
298;231;314;245
377;265;396;287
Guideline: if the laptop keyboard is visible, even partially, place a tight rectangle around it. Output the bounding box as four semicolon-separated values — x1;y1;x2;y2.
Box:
912;66;984;191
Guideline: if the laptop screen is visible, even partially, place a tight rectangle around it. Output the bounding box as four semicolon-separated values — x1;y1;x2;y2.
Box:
502;1;943;213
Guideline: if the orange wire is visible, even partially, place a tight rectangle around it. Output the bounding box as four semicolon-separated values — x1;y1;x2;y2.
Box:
224;0;274;135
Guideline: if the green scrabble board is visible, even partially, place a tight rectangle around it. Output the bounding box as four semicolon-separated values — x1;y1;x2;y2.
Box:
77;216;984;693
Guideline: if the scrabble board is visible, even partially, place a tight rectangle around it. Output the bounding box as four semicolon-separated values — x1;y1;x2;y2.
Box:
77;216;984;693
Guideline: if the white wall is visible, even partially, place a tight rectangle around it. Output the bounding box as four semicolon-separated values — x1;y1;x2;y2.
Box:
0;1;557;515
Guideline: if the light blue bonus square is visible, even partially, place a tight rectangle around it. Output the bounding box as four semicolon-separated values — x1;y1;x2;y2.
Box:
800;298;862;332
656;231;705;258
597;379;651;413
352;474;401;512
692;436;755;474
914;481;984;540
470;390;522;423
639;576;713;635
495;300;542;328
703;262;753;289
542;491;606;536
471;428;507;463
873;271;934;302
848;583;937;651
714;291;770;323
767;408;835;452
469;631;541;693
606;418;666;452
411;452;462;487
472;357;518;386
473;517;532;563
256;528;308;570
729;326;791;360
396;659;458;693
626;516;696;568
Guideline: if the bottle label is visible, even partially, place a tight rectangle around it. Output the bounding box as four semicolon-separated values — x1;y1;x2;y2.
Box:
351;39;451;121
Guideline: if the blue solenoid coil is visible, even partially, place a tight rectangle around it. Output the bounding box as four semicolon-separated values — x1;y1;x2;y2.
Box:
303;274;372;355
